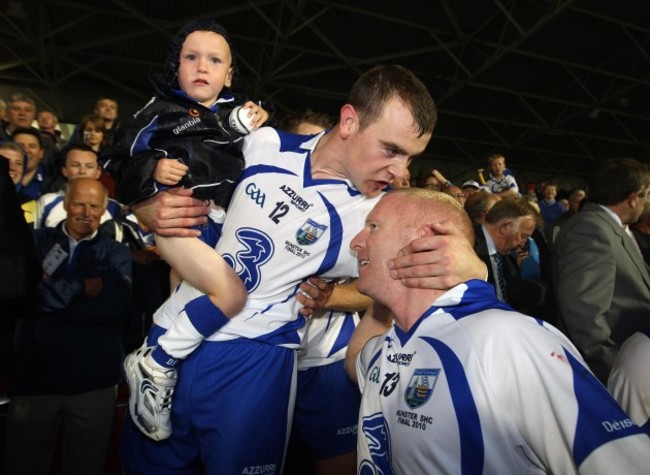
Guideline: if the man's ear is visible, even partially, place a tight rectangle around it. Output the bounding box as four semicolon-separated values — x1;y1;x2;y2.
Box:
338;104;358;139
627;190;642;208
498;219;512;236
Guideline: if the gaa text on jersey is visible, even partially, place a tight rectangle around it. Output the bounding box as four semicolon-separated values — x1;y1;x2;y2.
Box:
246;182;266;207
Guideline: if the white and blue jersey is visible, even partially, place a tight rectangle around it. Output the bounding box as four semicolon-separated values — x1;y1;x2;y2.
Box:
486;174;518;195
123;128;382;474
356;280;650;474
298;306;360;369
153;127;380;348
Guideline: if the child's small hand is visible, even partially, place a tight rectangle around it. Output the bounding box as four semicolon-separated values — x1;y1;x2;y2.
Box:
154;158;190;186
242;101;270;129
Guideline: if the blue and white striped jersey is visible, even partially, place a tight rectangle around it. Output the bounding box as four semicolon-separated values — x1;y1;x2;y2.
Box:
298;308;360;370
153;127;380;348
356;280;650;474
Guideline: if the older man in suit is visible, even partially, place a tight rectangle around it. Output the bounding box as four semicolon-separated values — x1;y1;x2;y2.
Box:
554;158;650;384
473;197;549;320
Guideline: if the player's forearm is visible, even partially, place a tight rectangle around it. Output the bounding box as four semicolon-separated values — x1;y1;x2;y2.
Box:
345;302;392;383
325;281;373;312
156;235;246;316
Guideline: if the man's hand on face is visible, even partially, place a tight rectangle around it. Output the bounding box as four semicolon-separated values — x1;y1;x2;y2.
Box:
388;220;486;290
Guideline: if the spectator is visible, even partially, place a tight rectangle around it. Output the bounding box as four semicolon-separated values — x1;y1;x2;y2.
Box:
486;153;519;196
77;113;119;197
93;97;119;146
461;179;481;198
537;181;566;233
4;177;132;475
464;190;500;225
553;158;650;383
37;109;67;152
12;126;47;200
474;196;548;318
547;187;585;247
0;142;27;194
278;108;333;134
33;144;124;229
0;93;36;142
422;168;451;191
443;184;466;205
76;114;108;154
345;188;650;474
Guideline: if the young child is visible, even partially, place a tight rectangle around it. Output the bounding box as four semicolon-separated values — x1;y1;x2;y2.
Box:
107;19;269;441
486;152;519;196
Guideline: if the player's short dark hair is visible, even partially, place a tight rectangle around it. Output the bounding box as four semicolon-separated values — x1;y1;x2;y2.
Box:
348;65;437;138
279;109;333;133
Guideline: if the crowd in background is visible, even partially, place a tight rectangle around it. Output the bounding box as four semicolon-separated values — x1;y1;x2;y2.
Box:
1;87;649;474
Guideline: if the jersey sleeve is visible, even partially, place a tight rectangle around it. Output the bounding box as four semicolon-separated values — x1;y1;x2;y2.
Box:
483;318;650;474
356;335;383;394
506;175;519;194
608;331;650;432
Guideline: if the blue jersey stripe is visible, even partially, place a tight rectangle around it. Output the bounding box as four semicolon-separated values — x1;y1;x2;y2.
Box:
41;195;63;228
421;336;485;475
567;349;644;466
327;312;356;357
314;193;342;276
238;163;296;184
